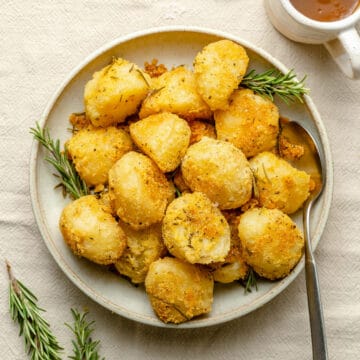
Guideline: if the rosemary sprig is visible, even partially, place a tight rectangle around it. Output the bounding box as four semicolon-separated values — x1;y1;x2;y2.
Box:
30;122;88;199
241;69;309;104
6;260;63;360
244;268;258;294
66;309;104;360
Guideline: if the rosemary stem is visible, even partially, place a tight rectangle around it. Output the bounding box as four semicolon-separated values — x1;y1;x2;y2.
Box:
6;260;63;360
30;122;89;200
240;68;309;104
6;259;21;295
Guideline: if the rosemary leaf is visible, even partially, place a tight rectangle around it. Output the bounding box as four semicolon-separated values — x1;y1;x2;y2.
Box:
66;309;105;360
174;186;182;198
136;69;150;87
244;268;258;294
30;122;88;199
241;69;309;104
6;260;63;360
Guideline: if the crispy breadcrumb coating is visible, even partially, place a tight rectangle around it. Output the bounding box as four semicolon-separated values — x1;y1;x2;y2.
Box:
139;66;212;120
144;59;168;78
69;112;90;130
130;112;191;172
215;89;279;158
173;170;191;194
210;211;248;283
181;137;253;209
250;151;310;214
162;192;231;264
84;58;151;127
188;119;216;144
108;151;174;229
114;222;166;284
59;195;126;265
66;126;133;187
194;40;249;111
145;257;214;324
279;135;305;160
238;207;304;280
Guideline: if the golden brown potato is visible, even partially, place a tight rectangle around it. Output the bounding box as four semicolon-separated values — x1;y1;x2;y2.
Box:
194;40;249;111
84;58;151;127
212;256;248;284
250;151;311;214
278;135;305;161
188;119;216;144
238;207;304;280
162;192;231;264
181;137;253;209
114;222;166;284
144;58;168;78
66;126;133;188
139;66;212;120
108;151;174;229
211;211;248;283
214;89;279;158
69;112;90;130
59;195;126;265
129;113;191;172
97;191;115;215
173;170;191;194
145;257;214;324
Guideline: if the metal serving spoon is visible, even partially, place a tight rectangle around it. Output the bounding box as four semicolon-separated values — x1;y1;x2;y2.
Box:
281;121;328;360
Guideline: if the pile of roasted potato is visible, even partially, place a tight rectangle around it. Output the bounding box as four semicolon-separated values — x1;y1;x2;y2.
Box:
59;40;311;324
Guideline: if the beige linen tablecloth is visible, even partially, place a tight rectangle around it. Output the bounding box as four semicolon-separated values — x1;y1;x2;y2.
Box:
1;1;359;359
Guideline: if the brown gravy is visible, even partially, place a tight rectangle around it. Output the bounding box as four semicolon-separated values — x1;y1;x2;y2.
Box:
290;0;359;22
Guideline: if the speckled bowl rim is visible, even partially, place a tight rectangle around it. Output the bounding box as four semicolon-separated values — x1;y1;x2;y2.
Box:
29;25;333;328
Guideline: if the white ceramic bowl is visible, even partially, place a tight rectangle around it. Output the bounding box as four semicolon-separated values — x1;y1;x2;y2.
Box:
30;26;333;328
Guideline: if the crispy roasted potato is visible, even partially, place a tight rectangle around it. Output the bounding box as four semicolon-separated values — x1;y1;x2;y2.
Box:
238;207;304;280
144;58;168;78
69;112;90;130
194;40;249;111
130;112;191;172
84;58;151;127
59;195;126;265
97;191;115;214
278;135;305;161
212;254;248;284
173;169;191;194
188;119;216;144
139;66;212;120
211;211;248;283
66;126;133;188
162;192;231;264
181;137;253;209
250;151;311;214
145;257;214;324
108;151;174;229
114;222;166;284
214;89;279;157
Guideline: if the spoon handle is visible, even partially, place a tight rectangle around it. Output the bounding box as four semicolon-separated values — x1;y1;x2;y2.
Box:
304;201;328;360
